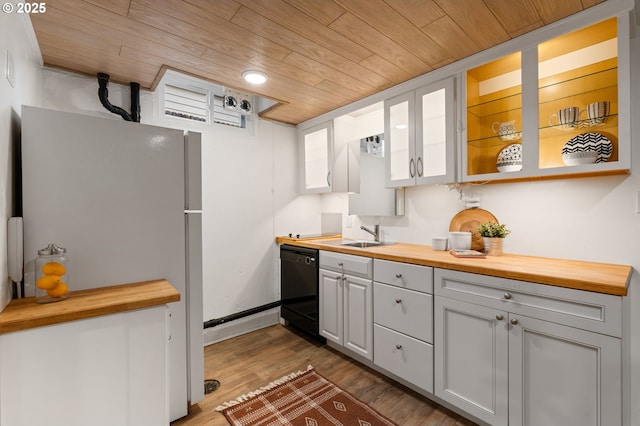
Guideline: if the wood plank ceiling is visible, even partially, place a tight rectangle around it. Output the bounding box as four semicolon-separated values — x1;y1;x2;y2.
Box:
30;0;606;125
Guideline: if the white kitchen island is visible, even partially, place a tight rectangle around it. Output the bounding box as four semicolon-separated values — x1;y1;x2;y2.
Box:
0;279;179;426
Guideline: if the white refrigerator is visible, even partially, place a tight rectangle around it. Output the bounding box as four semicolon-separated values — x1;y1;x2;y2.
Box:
21;106;204;421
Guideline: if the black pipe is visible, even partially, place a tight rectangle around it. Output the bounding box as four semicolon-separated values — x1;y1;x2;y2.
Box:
130;82;141;123
204;301;281;329
97;73;141;122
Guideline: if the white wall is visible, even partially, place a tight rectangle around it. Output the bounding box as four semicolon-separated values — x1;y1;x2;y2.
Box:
0;12;42;310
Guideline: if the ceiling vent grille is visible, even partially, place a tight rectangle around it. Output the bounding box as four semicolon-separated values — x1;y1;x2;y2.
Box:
212;95;245;128
161;70;248;128
164;84;208;123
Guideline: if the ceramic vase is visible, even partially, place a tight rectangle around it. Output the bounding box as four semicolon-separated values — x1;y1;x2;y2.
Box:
483;237;503;256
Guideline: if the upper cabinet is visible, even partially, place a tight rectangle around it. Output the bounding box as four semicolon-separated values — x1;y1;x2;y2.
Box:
463;17;630;182
299;121;333;193
385;77;456;188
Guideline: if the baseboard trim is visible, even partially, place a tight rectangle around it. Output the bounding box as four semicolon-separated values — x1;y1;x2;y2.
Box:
203;308;280;346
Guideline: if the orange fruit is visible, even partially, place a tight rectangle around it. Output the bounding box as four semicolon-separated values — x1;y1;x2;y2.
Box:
36;275;61;290
47;282;68;298
42;262;66;276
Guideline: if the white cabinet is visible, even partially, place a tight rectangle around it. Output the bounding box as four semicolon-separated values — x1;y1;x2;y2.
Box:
508;314;621;426
384;77;455;187
299;121;333;193
0;306;170;426
373;259;434;392
434;268;622;426
299;113;362;194
319;251;373;360
435;296;509;425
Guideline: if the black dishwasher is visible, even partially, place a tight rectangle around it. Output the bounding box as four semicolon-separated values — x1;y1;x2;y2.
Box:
280;245;323;340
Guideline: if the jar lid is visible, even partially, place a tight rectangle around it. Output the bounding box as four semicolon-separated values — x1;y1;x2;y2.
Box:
38;243;66;255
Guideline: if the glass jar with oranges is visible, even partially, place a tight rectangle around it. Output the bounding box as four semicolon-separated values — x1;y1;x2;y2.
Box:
35;244;69;303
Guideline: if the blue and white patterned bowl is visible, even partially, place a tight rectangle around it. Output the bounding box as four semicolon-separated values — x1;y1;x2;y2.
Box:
496;144;522;172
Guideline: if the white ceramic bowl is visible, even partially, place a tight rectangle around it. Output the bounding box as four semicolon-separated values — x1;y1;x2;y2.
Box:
562;151;598;166
432;237;448;251
497;164;522;173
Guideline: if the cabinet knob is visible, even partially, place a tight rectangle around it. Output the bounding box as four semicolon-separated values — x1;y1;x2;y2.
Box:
395;344;402;350
395;273;402;279
395;299;402;304
495;314;504;321
510;318;519;325
338;262;343;267
504;292;512;300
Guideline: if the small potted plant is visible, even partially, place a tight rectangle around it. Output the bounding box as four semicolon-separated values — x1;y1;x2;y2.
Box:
477;222;510;255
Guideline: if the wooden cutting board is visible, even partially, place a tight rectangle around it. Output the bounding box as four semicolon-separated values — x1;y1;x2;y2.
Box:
449;208;498;250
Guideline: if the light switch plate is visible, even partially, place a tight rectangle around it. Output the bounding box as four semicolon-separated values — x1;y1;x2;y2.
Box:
5;50;15;88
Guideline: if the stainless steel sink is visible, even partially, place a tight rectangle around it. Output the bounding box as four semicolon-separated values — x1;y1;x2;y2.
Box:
340;241;393;248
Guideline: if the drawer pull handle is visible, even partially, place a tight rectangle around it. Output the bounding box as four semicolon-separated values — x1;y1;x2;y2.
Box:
504;292;512;300
495;314;503;321
395;299;402;304
395;344;402;350
395;273;402;279
510;318;519;325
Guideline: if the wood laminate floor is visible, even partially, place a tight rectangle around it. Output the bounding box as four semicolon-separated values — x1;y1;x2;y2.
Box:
171;324;477;426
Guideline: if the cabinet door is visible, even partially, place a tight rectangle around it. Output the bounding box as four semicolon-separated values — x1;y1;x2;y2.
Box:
434;296;509;426
415;77;456;185
509;315;621;426
300;121;333;193
384;91;415;187
319;269;343;345
344;274;373;360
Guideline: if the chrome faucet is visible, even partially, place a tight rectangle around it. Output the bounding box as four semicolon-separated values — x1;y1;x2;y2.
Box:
361;224;380;242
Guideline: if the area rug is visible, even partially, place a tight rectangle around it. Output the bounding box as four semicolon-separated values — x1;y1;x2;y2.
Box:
215;365;397;426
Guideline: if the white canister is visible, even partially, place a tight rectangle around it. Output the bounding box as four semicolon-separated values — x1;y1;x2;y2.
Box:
449;232;472;250
432;237;448;251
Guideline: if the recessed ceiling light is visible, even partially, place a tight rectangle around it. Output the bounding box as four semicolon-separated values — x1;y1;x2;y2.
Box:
242;70;268;85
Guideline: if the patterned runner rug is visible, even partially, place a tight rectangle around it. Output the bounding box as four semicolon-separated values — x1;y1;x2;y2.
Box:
215;366;397;426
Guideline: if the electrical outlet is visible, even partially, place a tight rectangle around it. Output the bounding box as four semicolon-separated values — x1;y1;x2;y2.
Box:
346;215;352;228
5;50;15;88
636;190;640;214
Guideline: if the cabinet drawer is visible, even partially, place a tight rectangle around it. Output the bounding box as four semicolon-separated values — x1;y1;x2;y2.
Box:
374;259;433;293
374;283;433;343
434;268;622;338
320;251;372;278
374;324;433;393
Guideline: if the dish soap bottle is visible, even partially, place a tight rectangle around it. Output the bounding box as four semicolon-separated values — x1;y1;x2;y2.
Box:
35;243;69;303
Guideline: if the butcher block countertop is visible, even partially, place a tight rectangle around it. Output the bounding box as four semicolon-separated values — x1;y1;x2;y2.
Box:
0;279;180;334
276;236;632;296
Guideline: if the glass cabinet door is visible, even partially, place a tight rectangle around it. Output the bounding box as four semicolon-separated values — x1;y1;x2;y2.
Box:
300;121;333;193
385;77;455;188
466;52;523;178
415;77;455;185
384;91;415;188
538;18;618;171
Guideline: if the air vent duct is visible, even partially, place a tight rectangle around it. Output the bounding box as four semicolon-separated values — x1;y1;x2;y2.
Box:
164;84;208;123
